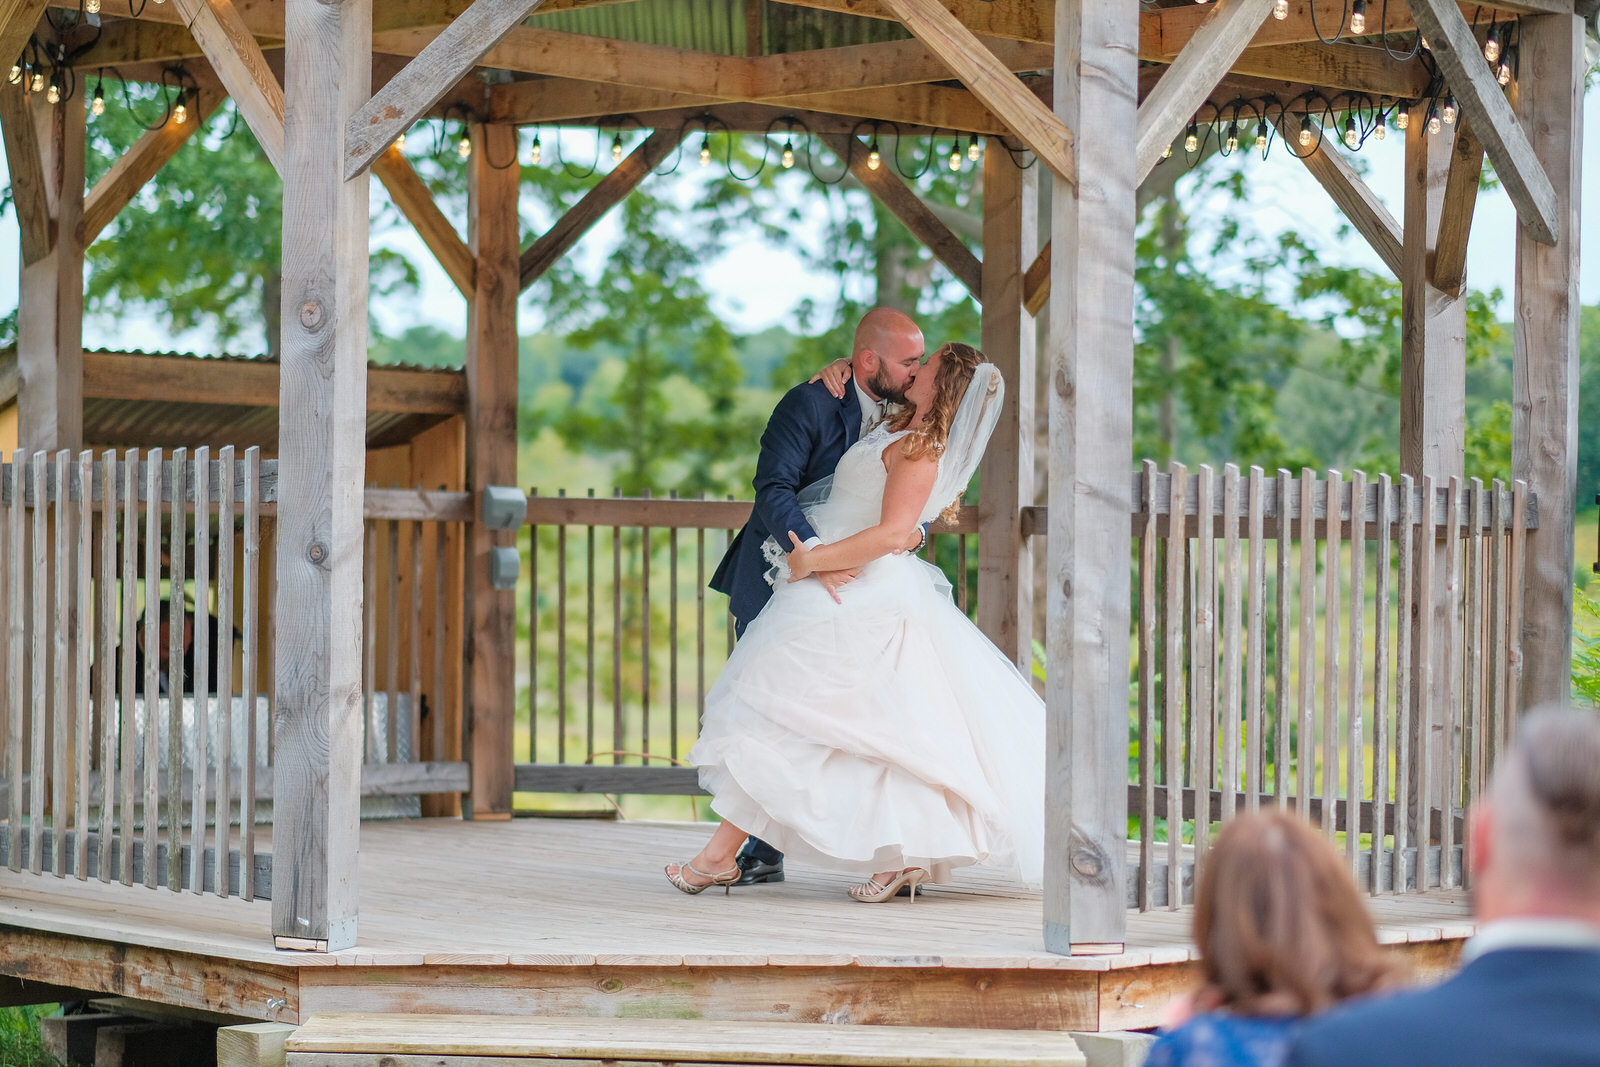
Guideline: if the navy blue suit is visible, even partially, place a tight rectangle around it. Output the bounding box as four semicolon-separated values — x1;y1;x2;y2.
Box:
1288;947;1600;1067
711;378;863;632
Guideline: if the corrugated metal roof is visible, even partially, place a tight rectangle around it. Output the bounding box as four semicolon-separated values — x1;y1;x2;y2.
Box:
528;0;908;57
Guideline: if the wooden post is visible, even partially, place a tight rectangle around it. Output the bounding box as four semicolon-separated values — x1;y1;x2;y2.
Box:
1043;0;1135;955
462;122;520;820
977;145;1034;666
1512;12;1582;713
271;0;373;951
1401;115;1465;862
15;93;84;452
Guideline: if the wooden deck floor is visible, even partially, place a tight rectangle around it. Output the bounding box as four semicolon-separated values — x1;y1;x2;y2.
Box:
0;818;1475;1033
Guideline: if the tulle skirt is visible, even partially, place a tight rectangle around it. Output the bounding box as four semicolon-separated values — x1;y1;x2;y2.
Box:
689;553;1045;885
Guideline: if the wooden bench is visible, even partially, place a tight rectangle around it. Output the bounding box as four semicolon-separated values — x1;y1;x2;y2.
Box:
282;1013;1089;1067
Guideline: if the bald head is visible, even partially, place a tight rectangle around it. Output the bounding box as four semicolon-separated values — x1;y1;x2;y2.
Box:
851;308;924;405
1472;709;1600;921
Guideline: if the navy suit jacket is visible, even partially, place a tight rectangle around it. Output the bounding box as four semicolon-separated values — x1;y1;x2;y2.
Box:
1288;947;1600;1067
711;378;862;627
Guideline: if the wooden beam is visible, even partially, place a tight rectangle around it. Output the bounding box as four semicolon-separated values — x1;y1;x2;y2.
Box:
769;0;1053;44
1409;0;1559;247
1431;118;1483;296
819;131;982;298
1134;0;1275;185
1512;12;1582;711
1223;41;1431;97
271;0;371;952
0;85;49;265
371;145;474;296
1280;117;1403;279
463;122;520;820
876;0;1074;184
169;0;286;173
344;0;548;180
83;89;224;245
1022;238;1049;316
71;19;224;68
763;83;1006;135
488;80;715;124
1043;0;1136;955
518;126;683;291
0;0;48;75
749;34;1051;98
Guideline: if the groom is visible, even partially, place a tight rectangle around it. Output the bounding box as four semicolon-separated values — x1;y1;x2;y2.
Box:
709;306;926;886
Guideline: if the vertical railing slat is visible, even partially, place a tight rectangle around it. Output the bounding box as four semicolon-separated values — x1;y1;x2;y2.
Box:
1220;465;1241;825
586;491;596;765
216;448;235;898
7;454;23;874
1442;475;1464;889
1274;470;1291;802
1297;468;1316;825
1192;464;1215;868
1394;474;1415;893
1322;469;1342;843
52;451;70;878
1488;480;1507;769
363;521;378;763
142;450;161;889
409;519;423;773
1345;470;1365;875
527;504;538;764
167;448;187;893
1371;474;1393;894
669;492;680;763
1164;463;1185;909
1245;468;1265;814
1463;477;1484;888
242;448;260;900
98;452;118;882
190;448;210;894
75;450;92;880
1415;474;1437;891
641;492;652;765
612;499;623;765
29;452;46;875
1136;460;1156;911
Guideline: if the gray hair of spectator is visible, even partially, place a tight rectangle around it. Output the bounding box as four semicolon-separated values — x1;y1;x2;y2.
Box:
1489;708;1600;895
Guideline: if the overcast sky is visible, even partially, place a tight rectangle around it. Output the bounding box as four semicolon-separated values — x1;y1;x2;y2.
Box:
3;86;1600;354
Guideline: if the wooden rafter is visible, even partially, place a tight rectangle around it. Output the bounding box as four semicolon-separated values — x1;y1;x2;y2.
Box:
1407;0;1559;246
875;0;1074;184
749;35;1051;98
518;126;684;291
1221;41;1431;97
819;131;983;298
1277;116;1402;278
168;0;285;173
0;84;50;264
84;88;224;245
372;144;475;296
1134;0;1276;185
1431;117;1483;295
762;84;1006;135
344;0;549;180
0;0;48;70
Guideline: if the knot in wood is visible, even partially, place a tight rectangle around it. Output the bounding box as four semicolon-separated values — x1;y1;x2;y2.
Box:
1070;847;1103;878
596;976;624;993
299;300;324;329
1055;367;1073;401
307;540;328;565
1061;577;1072;598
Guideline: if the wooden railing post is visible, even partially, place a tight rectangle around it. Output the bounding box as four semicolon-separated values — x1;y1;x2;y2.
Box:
1512;13;1582;715
271;0;373;951
1042;0;1135;955
462;122;521;820
977;146;1035;667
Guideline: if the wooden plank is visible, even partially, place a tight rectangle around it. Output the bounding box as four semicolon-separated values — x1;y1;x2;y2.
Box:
344;0;549;179
1296;469;1315;810
1510;12;1581;709
819;132;982;298
271;0;372;950
1463;476;1483;886
0;85;50;265
752;35;1051;98
219;1022;299;1067
372;146;474;297
1191;465;1216;857
216;446;235;896
1244;468;1264;814
1219;465;1242;823
463;122;520;819
1136;460;1157;910
1408;0;1559;246
1040;0;1135;955
84;89;223;245
98;451;118;883
875;0;1075;184
191;448;211;894
26;453;43;876
7;457;23;875
1345;469;1365;874
1223;41;1430;98
1134;0;1274;183
1273;470;1289;800
1371;473;1392;893
1282;117;1402;278
518;127;683;291
1322;469;1341;841
1415;474;1436;882
73;450;90;880
169;0;287;173
1394;474;1414;888
1431;118;1483;296
142;450;161;889
1164;464;1185;910
242;447;259;899
51;451;68;879
1021;239;1049;317
1441;475;1463;888
166;447;187;894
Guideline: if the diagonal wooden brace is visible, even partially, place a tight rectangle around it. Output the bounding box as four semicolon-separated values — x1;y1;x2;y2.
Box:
169;0;285;174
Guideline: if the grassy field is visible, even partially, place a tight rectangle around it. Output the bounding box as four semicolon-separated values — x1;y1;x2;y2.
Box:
0;1007;62;1067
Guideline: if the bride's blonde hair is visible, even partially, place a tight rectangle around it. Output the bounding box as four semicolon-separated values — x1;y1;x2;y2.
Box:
888;342;993;523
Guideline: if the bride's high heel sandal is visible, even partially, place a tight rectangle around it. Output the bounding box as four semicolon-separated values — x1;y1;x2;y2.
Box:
665;860;741;896
848;867;927;903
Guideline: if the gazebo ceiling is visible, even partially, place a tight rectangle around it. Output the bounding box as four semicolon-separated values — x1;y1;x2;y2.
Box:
530;0;912;57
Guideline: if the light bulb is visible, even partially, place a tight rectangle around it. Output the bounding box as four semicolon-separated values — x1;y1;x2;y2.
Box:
1419;36;1429;50
529;137;541;165
1498;61;1512;86
90;86;104;116
1184;123;1199;153
1349;0;1365;34
1344;117;1358;148
1255;122;1268;151
967;136;980;161
1395;106;1410;131
85;0;99;11
867;142;881;170
1428;110;1442;135
698;140;711;167
457;133;471;159
1162;143;1172;159
1484;34;1500;64
1374;115;1386;139
1225;122;1238;152
1298;117;1314;147
46;81;59;104
948;144;961;171
29;72;42;93
781;140;794;169
173;102;187;124
7;65;20;84
1272;0;1288;18
1442;97;1456;125
610;134;623;163
394;132;405;151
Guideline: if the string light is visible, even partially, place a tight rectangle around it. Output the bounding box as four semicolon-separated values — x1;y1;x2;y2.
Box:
1427;106;1441;135
1374;113;1386;139
529;135;541;165
867;140;881;170
173;101;187;124
1225;120;1239;152
91;83;104;116
1184;122;1199;153
457;131;471;158
1343;116;1358;148
947;142;961;170
1162;143;1172;159
1272;0;1288;19
7;65;19;85
967;135;980;162
1349;0;1366;34
85;0;99;11
29;71;43;93
1298;116;1314;148
1255;121;1268;152
46;80;58;104
1419;36;1429;50
610;133;623;163
1395;105;1410;131
1441;95;1456;125
781;139;795;169
394;132;405;151
1498;60;1513;86
1484;28;1500;63
698;138;711;166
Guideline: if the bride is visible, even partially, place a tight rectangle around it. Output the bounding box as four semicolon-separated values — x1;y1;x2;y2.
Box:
665;342;1045;903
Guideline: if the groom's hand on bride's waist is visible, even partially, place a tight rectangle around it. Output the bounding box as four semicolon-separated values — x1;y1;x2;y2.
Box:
815;568;861;604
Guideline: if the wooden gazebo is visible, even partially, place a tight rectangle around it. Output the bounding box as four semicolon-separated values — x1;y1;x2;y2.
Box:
0;0;1584;1036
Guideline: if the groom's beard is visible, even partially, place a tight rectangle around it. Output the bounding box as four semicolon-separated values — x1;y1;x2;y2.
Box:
866;366;911;406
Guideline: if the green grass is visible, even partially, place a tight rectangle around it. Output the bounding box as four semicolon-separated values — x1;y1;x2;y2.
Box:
0;1007;63;1067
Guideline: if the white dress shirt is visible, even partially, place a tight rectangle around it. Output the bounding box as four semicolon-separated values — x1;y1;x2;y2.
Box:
1458;916;1600;964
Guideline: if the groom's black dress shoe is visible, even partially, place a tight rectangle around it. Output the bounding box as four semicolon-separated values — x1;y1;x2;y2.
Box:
734;853;785;885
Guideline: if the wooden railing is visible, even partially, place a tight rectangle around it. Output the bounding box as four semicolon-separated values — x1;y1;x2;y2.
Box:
0;449;273;898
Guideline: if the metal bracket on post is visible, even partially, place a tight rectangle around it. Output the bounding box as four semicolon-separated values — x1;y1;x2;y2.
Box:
481;485;526;591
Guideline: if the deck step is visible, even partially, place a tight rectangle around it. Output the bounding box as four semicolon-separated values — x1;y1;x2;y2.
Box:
283;1013;1088;1067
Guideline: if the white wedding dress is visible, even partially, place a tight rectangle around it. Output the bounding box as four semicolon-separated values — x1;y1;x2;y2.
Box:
689;424;1046;885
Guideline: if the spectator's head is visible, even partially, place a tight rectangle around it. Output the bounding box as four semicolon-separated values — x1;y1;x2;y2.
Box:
1470;708;1600;925
135;601;194;664
1192;810;1401;1016
851;307;924;405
